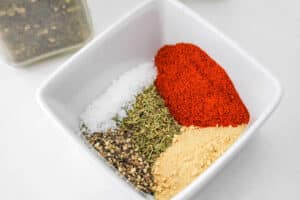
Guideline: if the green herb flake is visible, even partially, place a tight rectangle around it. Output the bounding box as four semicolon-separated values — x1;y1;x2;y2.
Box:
119;85;181;165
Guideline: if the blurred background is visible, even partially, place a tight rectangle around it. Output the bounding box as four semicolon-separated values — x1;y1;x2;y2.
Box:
0;0;299;199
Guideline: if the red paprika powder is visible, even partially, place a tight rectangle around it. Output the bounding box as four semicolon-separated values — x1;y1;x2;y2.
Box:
155;43;250;127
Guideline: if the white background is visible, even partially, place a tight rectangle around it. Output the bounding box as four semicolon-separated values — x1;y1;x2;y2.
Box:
0;0;299;199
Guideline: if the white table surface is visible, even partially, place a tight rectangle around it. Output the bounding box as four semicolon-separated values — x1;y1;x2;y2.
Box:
1;0;299;199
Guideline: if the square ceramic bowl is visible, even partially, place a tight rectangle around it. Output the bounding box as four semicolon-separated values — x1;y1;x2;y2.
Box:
37;0;282;199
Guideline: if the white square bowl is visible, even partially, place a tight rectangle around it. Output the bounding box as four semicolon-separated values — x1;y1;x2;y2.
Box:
37;0;282;199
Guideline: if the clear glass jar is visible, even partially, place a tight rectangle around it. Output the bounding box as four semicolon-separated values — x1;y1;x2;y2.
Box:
0;0;93;66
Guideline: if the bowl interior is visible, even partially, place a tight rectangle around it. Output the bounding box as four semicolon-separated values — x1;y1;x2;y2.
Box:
38;0;281;199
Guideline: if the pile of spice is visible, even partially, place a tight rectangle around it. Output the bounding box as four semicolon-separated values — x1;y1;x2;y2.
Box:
85;130;153;193
80;43;250;200
152;125;247;200
155;43;249;127
0;0;92;64
81;62;157;133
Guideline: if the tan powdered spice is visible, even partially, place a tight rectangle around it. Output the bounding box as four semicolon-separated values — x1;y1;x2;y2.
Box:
152;125;247;200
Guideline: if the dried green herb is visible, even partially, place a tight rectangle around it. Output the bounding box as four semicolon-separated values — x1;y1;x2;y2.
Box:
0;0;92;63
119;85;181;165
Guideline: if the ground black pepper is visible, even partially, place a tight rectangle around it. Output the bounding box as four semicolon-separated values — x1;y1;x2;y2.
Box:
85;130;154;194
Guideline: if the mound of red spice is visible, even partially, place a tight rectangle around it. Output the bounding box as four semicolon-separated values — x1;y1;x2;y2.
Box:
155;43;250;127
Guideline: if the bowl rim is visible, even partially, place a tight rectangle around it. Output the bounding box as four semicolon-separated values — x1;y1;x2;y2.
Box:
36;0;283;199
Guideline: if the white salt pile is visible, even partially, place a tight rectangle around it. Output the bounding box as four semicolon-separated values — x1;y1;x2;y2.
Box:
80;62;157;133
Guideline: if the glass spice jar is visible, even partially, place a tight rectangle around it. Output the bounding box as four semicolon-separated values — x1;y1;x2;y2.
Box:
0;0;93;66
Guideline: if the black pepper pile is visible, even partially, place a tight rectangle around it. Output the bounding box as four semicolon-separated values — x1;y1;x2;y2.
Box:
85;130;154;194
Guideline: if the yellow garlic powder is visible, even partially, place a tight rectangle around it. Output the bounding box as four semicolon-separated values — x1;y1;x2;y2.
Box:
152;125;247;200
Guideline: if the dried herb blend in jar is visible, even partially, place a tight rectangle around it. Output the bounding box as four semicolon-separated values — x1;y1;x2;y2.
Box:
0;0;92;65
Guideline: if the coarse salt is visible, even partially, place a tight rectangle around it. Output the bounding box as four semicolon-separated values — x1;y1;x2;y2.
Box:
80;62;157;133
